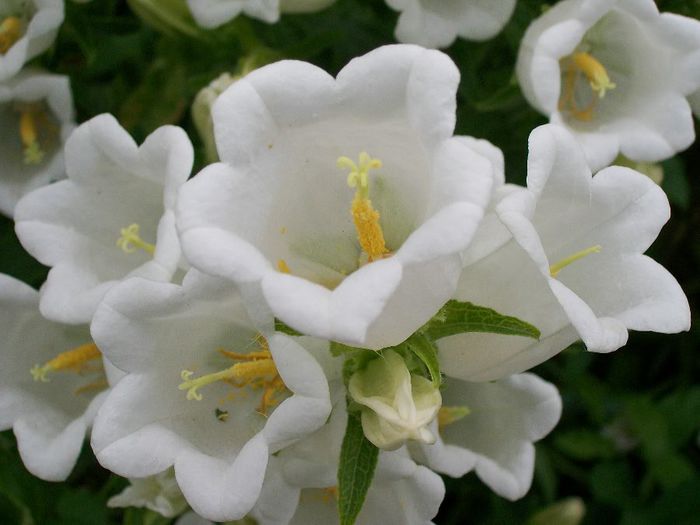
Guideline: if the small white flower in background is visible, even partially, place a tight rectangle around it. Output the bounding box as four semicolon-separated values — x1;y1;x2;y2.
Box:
385;0;517;49
14;113;193;324
440;124;690;382
412;373;562;501
186;0;336;28
0;70;74;217
516;0;700;171
349;349;441;450
0;273;112;482
177;44;494;350
108;468;188;518
0;0;64;82
252;400;445;525
90;270;332;522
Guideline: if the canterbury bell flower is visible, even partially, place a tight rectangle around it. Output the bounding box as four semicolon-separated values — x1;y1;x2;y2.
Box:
385;0;516;49
0;273;112;481
440;124;690;382
176;45;494;349
90;270;332;522
516;0;700;171
0;0;64;82
0;70;75;217
14;113;193;324
186;0;336;28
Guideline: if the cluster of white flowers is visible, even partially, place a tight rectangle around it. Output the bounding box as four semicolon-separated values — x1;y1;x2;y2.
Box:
0;1;696;524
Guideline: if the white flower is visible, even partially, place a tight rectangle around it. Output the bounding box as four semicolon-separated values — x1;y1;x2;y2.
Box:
107;468;188;518
0;0;64;82
186;0;336;28
252;400;445;525
0;70;75;217
0;273;111;481
177;45;494;350
385;0;516;49
14;113;193;324
349;349;441;450
412;373;562;501
516;0;700;171
440;124;690;382
90;271;332;522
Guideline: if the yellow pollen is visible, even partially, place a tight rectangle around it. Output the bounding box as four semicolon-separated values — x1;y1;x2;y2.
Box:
338;152;389;262
549;245;602;278
437;406;470;432
321;486;339;502
559;52;616;121
19;110;45;165
178;339;287;415
30;342;102;383
117;224;155;255
0;17;22;54
277;259;291;274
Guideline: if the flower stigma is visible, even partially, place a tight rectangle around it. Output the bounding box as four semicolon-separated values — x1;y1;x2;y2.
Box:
549;245;602;278
117;224;156;255
178;336;287;416
30;342;102;383
0;16;22;54
437;405;470;432
559;52;616;121
338;152;389;262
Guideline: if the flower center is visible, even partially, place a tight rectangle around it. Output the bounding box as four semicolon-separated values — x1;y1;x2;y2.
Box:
437;405;470;432
0;16;22;54
117;223;155;255
15;105;58;166
338;152;389;263
559;52;616;121
30;342;108;395
178;336;287;416
549;245;601;278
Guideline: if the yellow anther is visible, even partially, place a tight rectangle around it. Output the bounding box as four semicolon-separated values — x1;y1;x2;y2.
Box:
117;224;155;255
549;245;602;278
179;339;286;414
0;17;22;54
19;110;45;165
321;486;339;502
30;342;102;383
559;52;615;121
437;405;470;432
338;152;389;262
277;259;291;274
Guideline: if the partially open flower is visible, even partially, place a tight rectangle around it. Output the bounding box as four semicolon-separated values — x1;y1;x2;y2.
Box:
177;45;494;349
0;0;64;82
186;0;336;28
0;70;74;217
385;0;516;49
349;350;441;450
14;114;193;324
0;273;110;481
517;0;700;171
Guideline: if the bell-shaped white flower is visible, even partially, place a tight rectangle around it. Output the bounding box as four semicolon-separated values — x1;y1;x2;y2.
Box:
0;0;64;82
177;45;494;349
0;70;75;217
0;273;111;481
186;0;336;28
385;0;516;49
412;373;562;501
516;0;700;171
107;468;188;518
14;113;193;324
349;349;441;450
90;270;332;522
252;399;445;525
440;124;690;382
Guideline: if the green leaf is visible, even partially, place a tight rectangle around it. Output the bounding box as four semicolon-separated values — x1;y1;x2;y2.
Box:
403;333;441;387
337;412;379;525
330;341;363;357
273;318;302;336
661;156;690;210
423;300;541;341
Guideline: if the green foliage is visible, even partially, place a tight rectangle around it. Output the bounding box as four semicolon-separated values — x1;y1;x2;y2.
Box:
337;413;379;525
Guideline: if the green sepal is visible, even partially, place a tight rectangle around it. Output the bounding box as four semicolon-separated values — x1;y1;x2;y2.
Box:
402;333;442;387
423;300;541;341
273;319;302;336
337;412;379;525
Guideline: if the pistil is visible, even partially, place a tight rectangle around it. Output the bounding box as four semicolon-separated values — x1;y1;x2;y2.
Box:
117;224;156;255
30;342;102;382
559;52;616;121
549;245;602;278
